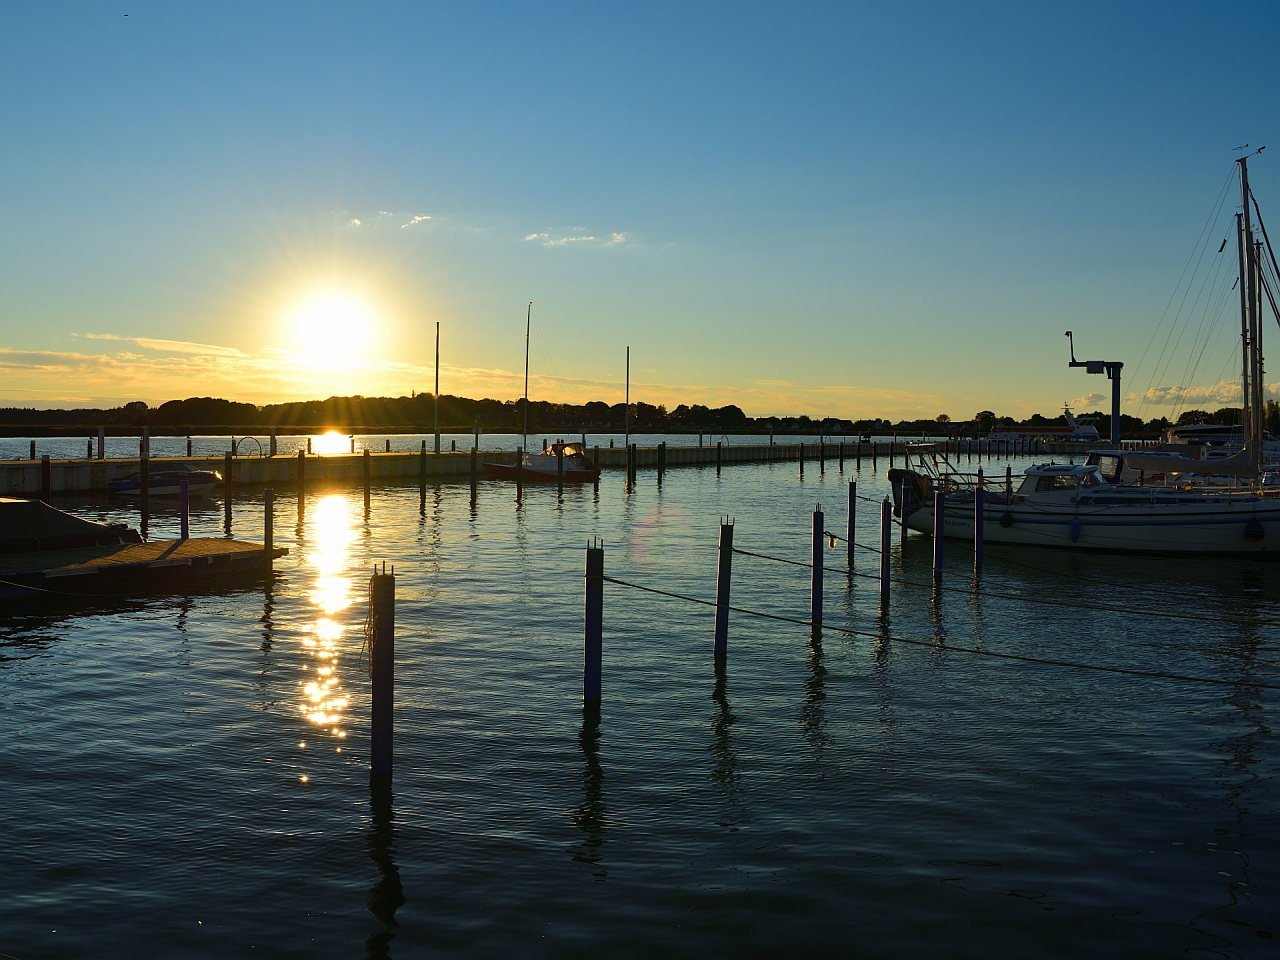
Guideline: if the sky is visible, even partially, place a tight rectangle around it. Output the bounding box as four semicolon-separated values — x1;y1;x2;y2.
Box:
2;1;1280;421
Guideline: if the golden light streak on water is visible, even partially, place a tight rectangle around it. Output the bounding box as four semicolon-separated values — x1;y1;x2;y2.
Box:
299;494;358;734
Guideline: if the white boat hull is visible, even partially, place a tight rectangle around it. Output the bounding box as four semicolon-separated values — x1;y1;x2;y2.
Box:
905;499;1280;554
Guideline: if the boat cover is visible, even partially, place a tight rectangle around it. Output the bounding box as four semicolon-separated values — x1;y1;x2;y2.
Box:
1120;450;1256;477
0;498;141;553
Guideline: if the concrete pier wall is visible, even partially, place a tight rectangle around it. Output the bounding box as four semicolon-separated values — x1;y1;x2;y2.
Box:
2;440;1103;495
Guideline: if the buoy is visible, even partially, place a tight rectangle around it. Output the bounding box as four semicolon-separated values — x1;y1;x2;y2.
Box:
1069;518;1081;542
1245;518;1265;542
1000;512;1013;528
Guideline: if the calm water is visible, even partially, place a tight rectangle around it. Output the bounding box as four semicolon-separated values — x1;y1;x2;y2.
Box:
2;457;1277;958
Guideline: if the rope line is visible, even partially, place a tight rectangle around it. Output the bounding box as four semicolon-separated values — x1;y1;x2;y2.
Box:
731;544;1280;629
599;575;1280;692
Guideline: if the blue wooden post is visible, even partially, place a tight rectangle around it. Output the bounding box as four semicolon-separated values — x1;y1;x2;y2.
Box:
180;478;190;540
798;442;804;478
811;505;823;625
974;467;984;568
714;520;733;657
932;490;944;580
846;481;855;568
879;497;891;604
369;567;395;776
516;446;524;498
584;542;604;704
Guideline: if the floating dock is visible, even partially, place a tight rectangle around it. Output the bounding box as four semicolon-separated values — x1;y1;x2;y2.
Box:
0;537;287;600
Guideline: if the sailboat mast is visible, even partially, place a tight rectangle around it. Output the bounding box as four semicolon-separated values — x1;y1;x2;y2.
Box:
625;346;630;449
1240;154;1263;474
523;302;531;452
1238;211;1251;436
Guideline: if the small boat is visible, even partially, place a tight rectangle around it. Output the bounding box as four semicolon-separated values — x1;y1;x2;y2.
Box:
987;406;1101;442
484;441;598;483
1;497;141;554
482;302;599;484
108;463;222;497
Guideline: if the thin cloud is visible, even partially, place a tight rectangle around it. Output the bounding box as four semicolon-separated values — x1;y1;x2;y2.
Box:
1131;380;1271;407
401;215;432;228
1070;392;1107;408
81;334;244;357
525;230;631;248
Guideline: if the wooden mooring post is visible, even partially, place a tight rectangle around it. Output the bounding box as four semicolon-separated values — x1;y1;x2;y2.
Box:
297;450;306;492
584;541;603;705
40;454;50;503
847;481;855;568
223;451;233;531
900;476;910;548
97;426;105;460
180;479;190;540
263;488;274;566
714;518;733;659
811;505;823;625
716;441;722;477
974;466;985;569
140;454;150;533
819;437;825;475
879;498;891;604
516;447;524;498
369;565;396;777
932;490;944;580
363;448;371;496
470;443;478;498
799;442;804;479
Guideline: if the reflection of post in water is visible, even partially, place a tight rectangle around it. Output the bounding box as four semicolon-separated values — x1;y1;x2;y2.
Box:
711;656;741;800
570;702;606;872
296;489;306;533
364;773;405;958
800;628;828;753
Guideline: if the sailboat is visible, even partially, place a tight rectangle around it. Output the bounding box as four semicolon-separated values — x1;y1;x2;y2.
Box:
483;302;599;483
890;151;1280;554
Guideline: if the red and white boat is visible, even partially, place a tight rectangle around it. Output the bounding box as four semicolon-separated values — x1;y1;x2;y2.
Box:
484;441;598;483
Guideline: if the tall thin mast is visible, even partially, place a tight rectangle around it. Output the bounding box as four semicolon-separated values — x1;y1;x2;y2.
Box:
1240;154;1263;472
625;346;630;449
523;302;531;452
1238;211;1250;435
1257;238;1267;447
433;321;440;454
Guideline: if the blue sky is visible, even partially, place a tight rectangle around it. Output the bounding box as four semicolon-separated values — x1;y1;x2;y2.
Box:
2;1;1278;419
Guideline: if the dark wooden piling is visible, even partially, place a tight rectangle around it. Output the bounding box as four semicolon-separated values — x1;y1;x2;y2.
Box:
186;437;193;457
557;445;565;492
716;441;722;477
838;442;844;472
900;476;910;548
223;451;233;531
363;448;371;496
974;467;985;568
470;444;478;498
819;437;825;475
29;440;35;460
140;455;150;530
811;505;823;625
40;454;50;503
87;438;93;459
714;519;733;658
369;568;396;776
385;438;391;453
593;446;600;490
932;491;944;580
584;542;603;705
799;443;804;479
98;426;105;460
180;479;190;540
856;441;862;470
516;447;524;498
847;481;855;568
872;443;877;473
879;497;891;604
298;450;306;492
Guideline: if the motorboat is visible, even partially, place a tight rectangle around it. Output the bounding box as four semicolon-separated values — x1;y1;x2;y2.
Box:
1;497;141;553
890;449;1280;555
987;406;1101;442
107;462;222;497
484;441;598;483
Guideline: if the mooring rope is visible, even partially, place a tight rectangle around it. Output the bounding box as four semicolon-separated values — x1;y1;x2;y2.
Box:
599;574;1280;692
730;544;1280;628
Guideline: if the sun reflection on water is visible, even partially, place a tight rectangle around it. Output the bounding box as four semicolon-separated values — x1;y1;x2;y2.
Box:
300;495;356;734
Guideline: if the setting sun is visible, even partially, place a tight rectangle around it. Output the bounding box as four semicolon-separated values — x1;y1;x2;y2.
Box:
292;293;374;366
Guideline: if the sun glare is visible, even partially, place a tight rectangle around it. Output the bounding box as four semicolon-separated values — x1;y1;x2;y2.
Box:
293;294;373;366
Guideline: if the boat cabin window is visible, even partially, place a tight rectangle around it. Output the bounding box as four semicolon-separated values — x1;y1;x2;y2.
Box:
1033;471;1101;492
1093;455;1122;482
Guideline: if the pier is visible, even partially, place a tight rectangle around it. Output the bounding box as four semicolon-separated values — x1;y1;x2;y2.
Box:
2;439;1107;495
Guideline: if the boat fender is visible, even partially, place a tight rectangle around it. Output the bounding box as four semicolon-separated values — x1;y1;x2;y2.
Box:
1245;518;1265;542
1069;518;1081;542
999;512;1013;528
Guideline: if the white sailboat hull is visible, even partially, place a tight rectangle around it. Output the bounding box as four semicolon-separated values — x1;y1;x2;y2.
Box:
905;498;1280;554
